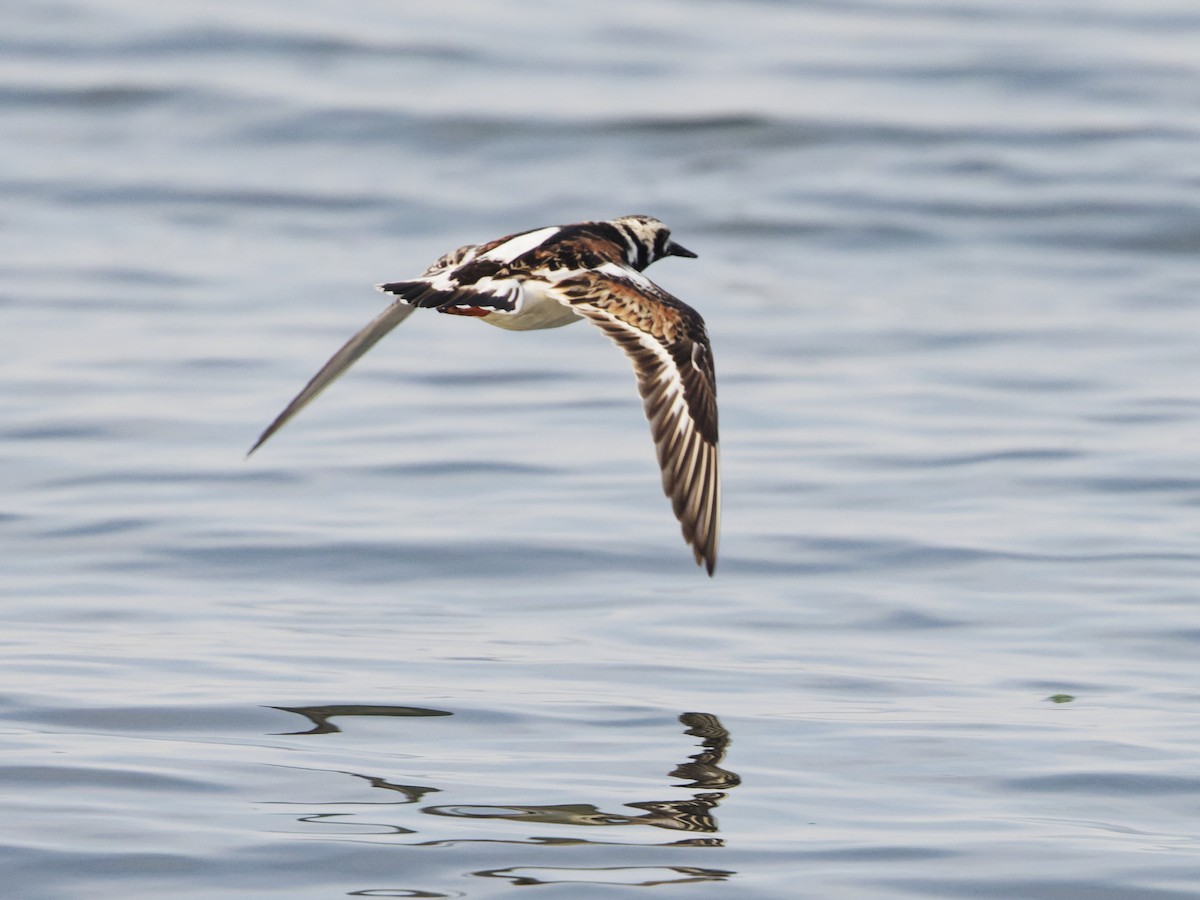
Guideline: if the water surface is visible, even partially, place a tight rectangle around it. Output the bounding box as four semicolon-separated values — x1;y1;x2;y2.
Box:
4;0;1200;897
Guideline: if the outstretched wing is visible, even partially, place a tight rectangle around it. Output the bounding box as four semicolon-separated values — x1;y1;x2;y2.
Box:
248;240;517;456
247;299;419;455
545;263;720;574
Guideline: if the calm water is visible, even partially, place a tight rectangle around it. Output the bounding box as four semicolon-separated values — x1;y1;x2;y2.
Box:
5;0;1200;897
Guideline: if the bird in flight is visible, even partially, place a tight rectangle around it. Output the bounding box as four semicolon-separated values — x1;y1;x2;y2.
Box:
249;215;720;574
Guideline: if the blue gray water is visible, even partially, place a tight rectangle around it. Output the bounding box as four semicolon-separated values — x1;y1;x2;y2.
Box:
5;0;1200;897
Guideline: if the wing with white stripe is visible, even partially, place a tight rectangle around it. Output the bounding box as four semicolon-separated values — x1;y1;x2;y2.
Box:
545;265;720;574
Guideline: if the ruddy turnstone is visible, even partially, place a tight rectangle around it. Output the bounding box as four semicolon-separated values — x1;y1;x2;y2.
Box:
249;215;720;574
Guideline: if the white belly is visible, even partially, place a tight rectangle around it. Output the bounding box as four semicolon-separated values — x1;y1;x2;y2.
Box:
481;284;582;331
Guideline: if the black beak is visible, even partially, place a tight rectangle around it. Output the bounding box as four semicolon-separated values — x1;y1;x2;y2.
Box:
667;241;698;259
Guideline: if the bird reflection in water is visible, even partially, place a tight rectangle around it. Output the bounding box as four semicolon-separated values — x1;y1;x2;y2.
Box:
270;708;739;846
475;864;735;888
425;712;738;835
270;704;453;736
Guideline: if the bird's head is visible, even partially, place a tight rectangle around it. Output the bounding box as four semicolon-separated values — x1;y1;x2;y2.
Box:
609;215;697;271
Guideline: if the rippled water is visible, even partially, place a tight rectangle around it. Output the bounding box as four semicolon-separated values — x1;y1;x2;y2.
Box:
5;0;1200;897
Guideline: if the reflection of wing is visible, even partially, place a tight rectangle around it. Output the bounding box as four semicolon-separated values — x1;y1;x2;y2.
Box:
247;300;418;455
674;712;739;789
547;263;720;574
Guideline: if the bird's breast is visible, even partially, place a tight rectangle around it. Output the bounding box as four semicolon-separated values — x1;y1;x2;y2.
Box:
481;284;582;331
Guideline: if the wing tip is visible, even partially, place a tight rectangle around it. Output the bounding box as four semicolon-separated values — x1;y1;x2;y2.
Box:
246;419;282;458
690;528;718;576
